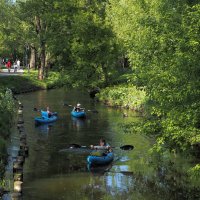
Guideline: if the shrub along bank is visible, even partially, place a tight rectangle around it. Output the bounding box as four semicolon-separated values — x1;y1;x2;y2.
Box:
96;84;146;112
0;89;15;189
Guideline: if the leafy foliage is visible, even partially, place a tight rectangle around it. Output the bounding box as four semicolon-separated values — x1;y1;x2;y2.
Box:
0;88;15;180
107;0;200;175
97;84;146;111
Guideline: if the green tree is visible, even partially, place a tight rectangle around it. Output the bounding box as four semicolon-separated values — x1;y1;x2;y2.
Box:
66;0;120;87
0;0;23;60
107;0;200;154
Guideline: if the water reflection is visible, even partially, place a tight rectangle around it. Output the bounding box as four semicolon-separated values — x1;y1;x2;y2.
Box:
71;117;86;131
87;162;135;197
105;172;134;196
35;123;54;134
87;163;113;174
83;164;135;199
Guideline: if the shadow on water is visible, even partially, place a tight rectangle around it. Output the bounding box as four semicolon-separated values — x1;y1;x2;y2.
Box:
13;88;200;200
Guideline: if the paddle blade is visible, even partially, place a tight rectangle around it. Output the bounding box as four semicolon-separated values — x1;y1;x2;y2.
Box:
69;143;82;148
87;110;99;113
63;103;73;107
120;145;134;150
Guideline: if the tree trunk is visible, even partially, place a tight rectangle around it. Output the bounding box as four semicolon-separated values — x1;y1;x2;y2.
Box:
102;63;109;86
45;52;51;78
30;45;36;69
35;15;46;80
38;67;43;80
38;41;45;80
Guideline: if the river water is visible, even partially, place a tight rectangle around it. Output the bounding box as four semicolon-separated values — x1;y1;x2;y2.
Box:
16;88;199;200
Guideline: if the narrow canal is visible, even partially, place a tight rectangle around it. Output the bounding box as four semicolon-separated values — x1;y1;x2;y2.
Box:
15;88;199;200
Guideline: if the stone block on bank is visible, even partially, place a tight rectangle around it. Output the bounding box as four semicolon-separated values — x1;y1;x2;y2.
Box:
14;173;23;182
13;181;23;193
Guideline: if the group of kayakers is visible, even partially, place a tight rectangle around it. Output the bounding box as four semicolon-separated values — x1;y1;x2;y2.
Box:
46;103;84;118
44;104;112;156
46;103;84;117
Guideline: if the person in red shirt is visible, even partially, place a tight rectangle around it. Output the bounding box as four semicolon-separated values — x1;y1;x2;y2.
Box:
6;60;12;73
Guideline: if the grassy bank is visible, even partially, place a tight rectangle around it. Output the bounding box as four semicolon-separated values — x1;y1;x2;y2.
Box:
0;70;70;94
0;89;15;189
96;84;146;111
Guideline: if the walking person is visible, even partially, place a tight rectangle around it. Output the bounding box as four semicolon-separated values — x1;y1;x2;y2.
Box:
17;59;20;70
14;61;18;72
6;60;12;73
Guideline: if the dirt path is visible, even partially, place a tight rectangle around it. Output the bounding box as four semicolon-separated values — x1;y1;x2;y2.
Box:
0;69;24;76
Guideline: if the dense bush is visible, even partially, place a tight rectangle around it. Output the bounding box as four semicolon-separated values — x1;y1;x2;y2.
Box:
0;88;15;184
97;84;146;111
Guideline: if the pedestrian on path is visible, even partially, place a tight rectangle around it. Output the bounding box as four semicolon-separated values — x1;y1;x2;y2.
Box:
6;60;12;73
17;59;20;69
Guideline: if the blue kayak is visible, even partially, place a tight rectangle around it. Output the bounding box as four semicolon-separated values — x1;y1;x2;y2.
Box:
35;115;58;124
87;152;114;166
71;110;86;118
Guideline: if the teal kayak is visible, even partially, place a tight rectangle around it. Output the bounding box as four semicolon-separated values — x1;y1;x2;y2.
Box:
35;115;58;124
71;110;86;118
87;152;114;166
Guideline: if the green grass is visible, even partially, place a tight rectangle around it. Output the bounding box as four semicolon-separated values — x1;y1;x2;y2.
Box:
0;70;70;94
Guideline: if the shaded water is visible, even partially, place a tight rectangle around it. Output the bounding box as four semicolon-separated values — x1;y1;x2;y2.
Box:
16;88;199;200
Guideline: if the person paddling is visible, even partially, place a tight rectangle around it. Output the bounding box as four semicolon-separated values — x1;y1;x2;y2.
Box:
46;106;53;118
73;103;84;112
90;138;111;150
90;138;112;156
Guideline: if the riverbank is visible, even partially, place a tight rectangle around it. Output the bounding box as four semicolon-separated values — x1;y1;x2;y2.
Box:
0;89;15;193
96;84;146;112
0;70;69;195
0;70;69;94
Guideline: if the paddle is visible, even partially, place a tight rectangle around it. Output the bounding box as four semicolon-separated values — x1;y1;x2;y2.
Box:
69;143;134;150
87;109;99;114
63;103;99;113
63;103;73;107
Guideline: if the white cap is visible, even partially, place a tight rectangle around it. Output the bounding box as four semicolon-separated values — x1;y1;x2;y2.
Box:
77;103;81;107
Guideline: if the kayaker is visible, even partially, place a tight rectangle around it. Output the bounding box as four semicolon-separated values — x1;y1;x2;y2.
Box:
90;138;111;150
90;139;112;156
46;106;53;118
74;103;84;112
